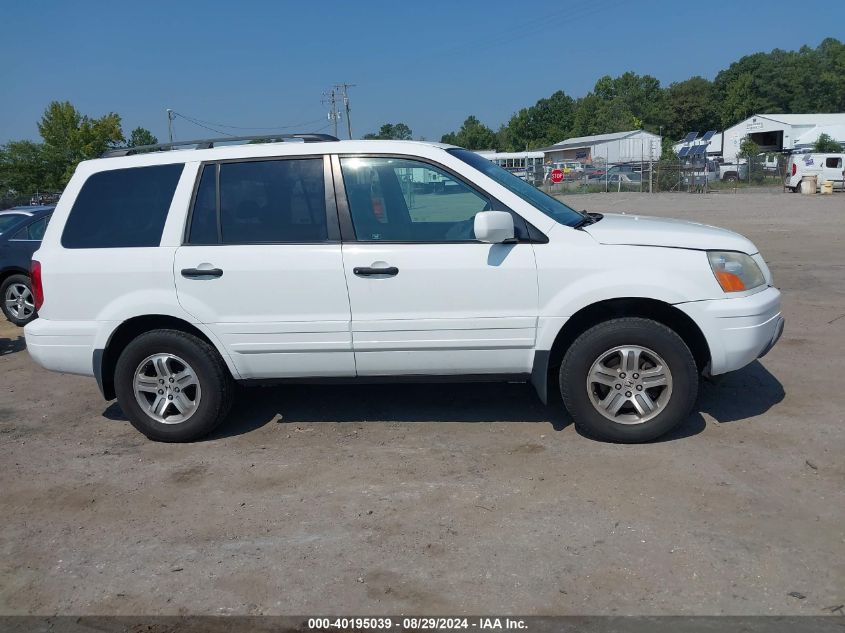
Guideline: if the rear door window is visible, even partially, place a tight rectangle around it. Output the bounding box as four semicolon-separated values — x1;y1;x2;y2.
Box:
62;164;183;248
186;158;329;244
825;157;842;169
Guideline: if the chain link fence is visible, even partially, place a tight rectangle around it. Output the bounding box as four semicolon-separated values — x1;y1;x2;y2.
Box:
1;192;61;210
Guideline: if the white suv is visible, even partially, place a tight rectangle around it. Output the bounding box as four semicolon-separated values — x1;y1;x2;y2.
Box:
25;136;784;443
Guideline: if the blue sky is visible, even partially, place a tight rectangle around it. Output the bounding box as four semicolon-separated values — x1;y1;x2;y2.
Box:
3;0;843;144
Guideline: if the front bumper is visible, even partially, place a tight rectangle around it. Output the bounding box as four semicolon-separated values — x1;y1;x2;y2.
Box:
676;286;784;376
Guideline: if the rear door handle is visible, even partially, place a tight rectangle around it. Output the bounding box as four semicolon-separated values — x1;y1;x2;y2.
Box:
353;266;399;277
181;267;223;279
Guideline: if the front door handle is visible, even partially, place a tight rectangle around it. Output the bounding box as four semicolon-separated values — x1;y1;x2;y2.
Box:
181;267;223;279
353;266;399;277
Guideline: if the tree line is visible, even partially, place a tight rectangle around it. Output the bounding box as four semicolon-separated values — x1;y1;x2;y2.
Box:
370;38;845;152
4;38;843;197
0;101;157;196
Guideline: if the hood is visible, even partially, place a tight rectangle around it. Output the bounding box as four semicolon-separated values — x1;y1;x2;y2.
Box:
582;213;758;253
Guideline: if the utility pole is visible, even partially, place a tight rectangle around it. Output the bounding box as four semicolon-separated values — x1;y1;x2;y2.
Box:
334;83;355;139
322;89;341;139
166;109;175;144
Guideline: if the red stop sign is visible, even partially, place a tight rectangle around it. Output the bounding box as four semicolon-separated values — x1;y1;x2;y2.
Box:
550;168;563;183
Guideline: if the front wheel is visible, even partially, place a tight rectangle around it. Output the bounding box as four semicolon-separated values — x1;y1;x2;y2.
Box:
114;329;234;442
559;318;698;443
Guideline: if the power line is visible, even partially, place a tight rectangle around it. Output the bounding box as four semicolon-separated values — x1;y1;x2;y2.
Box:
171;111;326;131
171;112;237;137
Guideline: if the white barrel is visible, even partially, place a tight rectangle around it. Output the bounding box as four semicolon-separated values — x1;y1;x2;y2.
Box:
800;175;817;194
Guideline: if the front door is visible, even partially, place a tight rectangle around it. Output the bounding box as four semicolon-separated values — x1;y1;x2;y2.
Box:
174;156;354;379
335;155;538;376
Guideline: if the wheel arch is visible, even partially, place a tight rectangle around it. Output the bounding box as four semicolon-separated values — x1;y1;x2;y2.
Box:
531;298;711;404
96;314;232;400
0;267;30;286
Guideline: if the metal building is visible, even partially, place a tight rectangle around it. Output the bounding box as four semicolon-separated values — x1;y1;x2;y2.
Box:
540;130;662;166
720;113;845;163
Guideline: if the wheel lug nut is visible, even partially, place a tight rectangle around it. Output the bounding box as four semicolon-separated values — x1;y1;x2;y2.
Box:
636;385;643;391
157;389;163;394
633;373;639;379
169;377;174;383
619;372;626;378
168;395;173;400
175;387;180;392
625;391;632;397
159;379;164;384
615;384;621;389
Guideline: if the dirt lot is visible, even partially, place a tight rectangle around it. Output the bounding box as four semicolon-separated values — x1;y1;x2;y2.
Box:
1;191;843;616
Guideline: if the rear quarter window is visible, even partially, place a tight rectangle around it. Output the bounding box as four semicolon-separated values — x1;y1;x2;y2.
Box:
61;164;183;248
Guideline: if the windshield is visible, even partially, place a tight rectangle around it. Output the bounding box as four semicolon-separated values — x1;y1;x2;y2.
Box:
448;148;584;227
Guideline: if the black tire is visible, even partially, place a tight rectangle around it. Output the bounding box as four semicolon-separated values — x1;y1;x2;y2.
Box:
114;329;234;442
559;318;698;443
1;274;37;326
723;174;738;182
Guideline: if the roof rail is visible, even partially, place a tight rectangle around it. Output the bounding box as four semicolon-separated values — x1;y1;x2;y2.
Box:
101;133;340;158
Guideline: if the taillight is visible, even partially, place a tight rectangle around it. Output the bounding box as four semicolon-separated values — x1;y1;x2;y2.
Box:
791;163;797;176
31;260;44;311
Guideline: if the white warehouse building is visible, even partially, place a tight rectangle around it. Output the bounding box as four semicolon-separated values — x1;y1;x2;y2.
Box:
720;113;845;163
541;130;662;166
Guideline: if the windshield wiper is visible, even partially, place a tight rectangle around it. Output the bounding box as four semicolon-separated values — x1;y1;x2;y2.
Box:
573;211;603;229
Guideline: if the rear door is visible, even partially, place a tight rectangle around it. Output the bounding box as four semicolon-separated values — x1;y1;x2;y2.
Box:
823;155;844;186
173;155;354;379
335;155;539;377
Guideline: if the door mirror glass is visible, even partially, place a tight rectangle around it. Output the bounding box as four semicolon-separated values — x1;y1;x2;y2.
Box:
474;211;514;243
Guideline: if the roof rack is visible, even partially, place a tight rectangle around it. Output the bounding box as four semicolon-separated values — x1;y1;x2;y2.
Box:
101;133;340;158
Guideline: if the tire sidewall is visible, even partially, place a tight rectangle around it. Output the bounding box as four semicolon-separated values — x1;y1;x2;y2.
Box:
114;331;227;442
560;319;698;443
1;274;36;326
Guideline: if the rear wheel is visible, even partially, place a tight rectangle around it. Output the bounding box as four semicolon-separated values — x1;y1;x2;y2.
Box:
559;318;698;443
114;329;234;442
1;274;37;326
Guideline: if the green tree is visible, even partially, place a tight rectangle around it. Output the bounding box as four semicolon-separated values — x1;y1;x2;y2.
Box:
0;141;50;194
503;90;574;150
719;72;757;128
738;137;760;159
664;76;719;140
37;100;124;187
441;116;497;150
738;137;761;183
813;133;842;152
362;123;412;140
127;127;158;147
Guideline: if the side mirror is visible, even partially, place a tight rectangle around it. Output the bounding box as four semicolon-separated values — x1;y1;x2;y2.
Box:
474;211;514;243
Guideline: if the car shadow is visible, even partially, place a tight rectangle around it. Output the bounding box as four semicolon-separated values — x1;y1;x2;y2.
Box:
101;361;784;443
0;335;26;356
697;360;785;423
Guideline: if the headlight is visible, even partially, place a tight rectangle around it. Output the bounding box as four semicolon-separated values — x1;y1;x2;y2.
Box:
707;251;766;293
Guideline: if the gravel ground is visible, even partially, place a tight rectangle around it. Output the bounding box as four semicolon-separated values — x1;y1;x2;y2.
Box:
1;191;843;616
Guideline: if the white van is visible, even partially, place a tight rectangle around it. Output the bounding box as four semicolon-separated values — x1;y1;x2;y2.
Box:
25;135;783;444
785;153;845;191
